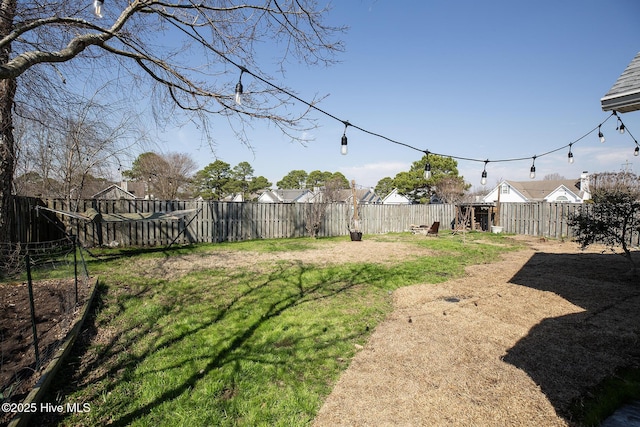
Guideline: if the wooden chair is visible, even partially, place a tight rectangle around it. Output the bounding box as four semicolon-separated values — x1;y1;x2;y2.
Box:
426;221;439;236
410;221;440;236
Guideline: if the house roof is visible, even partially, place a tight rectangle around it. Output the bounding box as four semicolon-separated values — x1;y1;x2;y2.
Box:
92;184;137;199
601;51;640;113
504;179;584;201
333;188;381;204
121;181;146;197
260;189;312;202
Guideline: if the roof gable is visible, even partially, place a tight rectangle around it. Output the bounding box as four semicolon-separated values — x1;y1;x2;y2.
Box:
92;184;137;199
482;181;528;203
545;185;581;203
382;189;412;204
258;189;313;203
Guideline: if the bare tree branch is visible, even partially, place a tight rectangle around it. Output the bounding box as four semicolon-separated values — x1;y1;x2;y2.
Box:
0;0;345;243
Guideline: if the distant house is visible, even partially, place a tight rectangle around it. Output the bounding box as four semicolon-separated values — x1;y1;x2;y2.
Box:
482;173;591;204
601;51;640;113
330;187;382;205
260;187;382;204
258;189;315;203
222;193;245;202
92;181;147;200
381;189;412;205
92;184;137;200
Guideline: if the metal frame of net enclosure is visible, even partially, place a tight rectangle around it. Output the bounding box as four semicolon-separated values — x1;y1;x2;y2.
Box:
0;237;92;419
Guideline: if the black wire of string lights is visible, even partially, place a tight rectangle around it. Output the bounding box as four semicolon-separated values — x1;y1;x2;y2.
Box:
165;17;639;185
228;62;639;183
92;0;637;184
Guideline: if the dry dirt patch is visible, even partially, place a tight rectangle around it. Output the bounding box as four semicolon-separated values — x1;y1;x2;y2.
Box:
0;278;93;425
134;240;435;279
313;236;640;427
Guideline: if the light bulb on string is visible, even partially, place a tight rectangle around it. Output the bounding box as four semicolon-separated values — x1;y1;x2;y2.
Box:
424;151;431;179
615;112;626;134
93;0;103;17
234;69;245;105
635;145;639;157
341;122;350;155
598;125;605;143
529;156;536;179
567;144;574;164
187;58;640;191
480;160;488;186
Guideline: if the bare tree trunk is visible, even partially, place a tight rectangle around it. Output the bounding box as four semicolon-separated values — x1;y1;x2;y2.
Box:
0;79;16;242
0;0;17;242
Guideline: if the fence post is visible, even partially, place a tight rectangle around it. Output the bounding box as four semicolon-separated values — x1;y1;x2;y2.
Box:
25;253;41;368
73;235;78;305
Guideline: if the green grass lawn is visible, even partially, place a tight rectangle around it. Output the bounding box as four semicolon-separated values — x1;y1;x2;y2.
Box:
43;232;520;426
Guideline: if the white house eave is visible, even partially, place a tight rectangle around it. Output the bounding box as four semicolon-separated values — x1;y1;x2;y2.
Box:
601;90;640;113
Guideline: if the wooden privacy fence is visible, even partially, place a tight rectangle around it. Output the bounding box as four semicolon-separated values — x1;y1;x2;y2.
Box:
498;202;580;238
10;197;66;243
36;199;456;247
498;202;640;245
11;197;640;247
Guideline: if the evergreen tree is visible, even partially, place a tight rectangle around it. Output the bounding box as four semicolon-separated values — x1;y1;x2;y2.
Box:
376;154;469;203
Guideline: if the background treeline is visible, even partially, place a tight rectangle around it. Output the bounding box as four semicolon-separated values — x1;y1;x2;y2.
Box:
16;148;471;204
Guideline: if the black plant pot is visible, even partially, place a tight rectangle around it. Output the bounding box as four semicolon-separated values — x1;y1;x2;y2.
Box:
349;231;362;241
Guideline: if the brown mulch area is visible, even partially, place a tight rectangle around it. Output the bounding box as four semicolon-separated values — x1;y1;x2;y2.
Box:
0;278;93;425
312;236;640;426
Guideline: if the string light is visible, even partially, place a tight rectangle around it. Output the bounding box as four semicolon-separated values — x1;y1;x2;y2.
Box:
598;125;605;143
93;0;103;17
567;144;574;164
424;151;431;179
624;126;639;157
614;111;626;134
234;68;245;105
480;160;488;186
529;156;537;179
341;122;349;155
213;53;637;177
168;18;640;178
632;132;640;157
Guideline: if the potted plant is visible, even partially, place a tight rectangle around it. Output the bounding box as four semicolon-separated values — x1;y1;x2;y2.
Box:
349;219;362;241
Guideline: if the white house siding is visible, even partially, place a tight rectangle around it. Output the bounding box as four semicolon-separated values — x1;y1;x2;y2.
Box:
483;183;528;203
382;189;412;205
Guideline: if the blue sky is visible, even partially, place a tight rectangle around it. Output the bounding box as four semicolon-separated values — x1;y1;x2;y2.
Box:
159;0;640;190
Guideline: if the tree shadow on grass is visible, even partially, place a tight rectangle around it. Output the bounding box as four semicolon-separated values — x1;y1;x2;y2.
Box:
502;250;640;422
34;260;386;426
